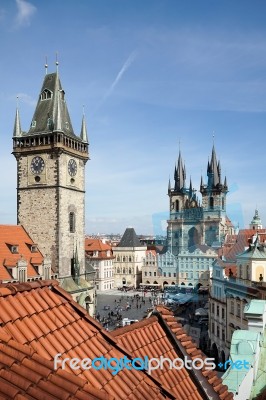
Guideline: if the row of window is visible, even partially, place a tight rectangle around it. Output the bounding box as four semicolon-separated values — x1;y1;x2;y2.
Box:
116;256;135;262
211;323;225;341
230;301;241;318
116;267;133;274
211;303;225;319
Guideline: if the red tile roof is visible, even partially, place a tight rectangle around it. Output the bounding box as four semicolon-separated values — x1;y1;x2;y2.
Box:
0;280;174;400
85;239;114;260
0;329;113;400
0;225;44;281
112;307;233;400
225;229;266;262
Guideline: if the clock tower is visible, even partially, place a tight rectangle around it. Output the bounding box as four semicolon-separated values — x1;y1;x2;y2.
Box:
12;67;89;278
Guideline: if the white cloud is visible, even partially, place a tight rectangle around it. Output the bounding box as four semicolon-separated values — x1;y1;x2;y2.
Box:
15;0;36;28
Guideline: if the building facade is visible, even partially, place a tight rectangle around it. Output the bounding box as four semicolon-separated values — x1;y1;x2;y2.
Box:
178;245;217;288
85;238;114;291
113;228;146;288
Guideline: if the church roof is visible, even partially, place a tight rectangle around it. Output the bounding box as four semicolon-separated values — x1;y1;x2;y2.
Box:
26;72;77;139
117;228;145;248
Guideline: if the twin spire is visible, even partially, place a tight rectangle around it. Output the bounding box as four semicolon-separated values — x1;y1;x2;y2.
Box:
169;143;228;195
13;64;89;144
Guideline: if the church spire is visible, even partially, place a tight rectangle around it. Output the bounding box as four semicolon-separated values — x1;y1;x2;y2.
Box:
13;104;22;137
80;107;88;143
168;177;171;194
174;150;186;192
208;145;220;187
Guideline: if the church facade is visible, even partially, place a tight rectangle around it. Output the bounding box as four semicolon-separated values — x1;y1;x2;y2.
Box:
167;146;233;255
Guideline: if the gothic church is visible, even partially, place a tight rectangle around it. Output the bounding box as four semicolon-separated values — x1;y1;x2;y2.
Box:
167;146;233;255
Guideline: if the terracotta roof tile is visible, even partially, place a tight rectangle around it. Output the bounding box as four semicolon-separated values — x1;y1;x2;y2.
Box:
0;225;45;282
112;305;234;400
0;281;174;400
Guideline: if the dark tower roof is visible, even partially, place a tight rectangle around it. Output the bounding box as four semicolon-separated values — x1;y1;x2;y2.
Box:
27;72;77;138
118;228;144;247
207;145;220;187
174;151;186;192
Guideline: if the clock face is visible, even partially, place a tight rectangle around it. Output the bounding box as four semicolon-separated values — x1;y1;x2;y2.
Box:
30;156;45;174
68;159;77;176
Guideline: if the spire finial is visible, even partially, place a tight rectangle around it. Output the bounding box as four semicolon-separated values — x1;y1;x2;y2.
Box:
56;52;59;73
45;55;48;75
212;131;215;145
16;95;19;108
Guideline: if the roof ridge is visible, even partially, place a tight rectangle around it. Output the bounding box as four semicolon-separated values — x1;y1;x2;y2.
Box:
154;306;233;400
112;315;158;337
0;279;58;297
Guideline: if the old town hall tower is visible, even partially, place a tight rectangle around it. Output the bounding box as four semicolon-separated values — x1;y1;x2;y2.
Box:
12;66;89;278
167;145;230;255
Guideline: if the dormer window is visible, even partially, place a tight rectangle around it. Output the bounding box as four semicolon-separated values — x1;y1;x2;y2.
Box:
40;89;53;100
31;244;38;253
11;245;19;254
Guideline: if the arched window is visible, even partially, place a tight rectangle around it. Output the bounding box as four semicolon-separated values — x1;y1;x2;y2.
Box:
69;212;75;232
129;268;132;274
117;267;120;273
175;200;179;212
209;196;214;209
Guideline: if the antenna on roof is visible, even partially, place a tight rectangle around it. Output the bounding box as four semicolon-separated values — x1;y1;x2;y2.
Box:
45;55;48;75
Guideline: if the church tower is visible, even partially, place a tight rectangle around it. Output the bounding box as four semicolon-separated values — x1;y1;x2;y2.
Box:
12;66;89;278
167;151;202;254
200;145;228;246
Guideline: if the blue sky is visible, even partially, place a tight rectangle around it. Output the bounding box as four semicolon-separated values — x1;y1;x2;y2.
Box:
0;0;266;235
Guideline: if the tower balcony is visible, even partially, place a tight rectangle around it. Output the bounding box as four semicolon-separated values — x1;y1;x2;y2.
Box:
13;131;89;160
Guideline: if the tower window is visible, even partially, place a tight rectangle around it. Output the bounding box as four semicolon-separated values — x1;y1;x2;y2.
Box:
175;200;179;212
69;212;76;233
40;89;53;100
209;196;214;209
222;198;225;210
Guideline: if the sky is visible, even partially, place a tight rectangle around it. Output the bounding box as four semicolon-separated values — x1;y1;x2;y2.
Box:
0;0;266;235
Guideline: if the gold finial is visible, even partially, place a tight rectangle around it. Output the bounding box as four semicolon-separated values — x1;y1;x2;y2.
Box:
56;52;59;73
45;55;48;75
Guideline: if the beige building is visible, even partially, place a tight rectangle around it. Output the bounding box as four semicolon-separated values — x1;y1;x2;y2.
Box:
113;228;146;288
85;238;114;291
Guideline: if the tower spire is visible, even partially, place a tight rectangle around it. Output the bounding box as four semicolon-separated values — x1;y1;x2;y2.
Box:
174;150;186;192
80;106;88;143
13;97;22;137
